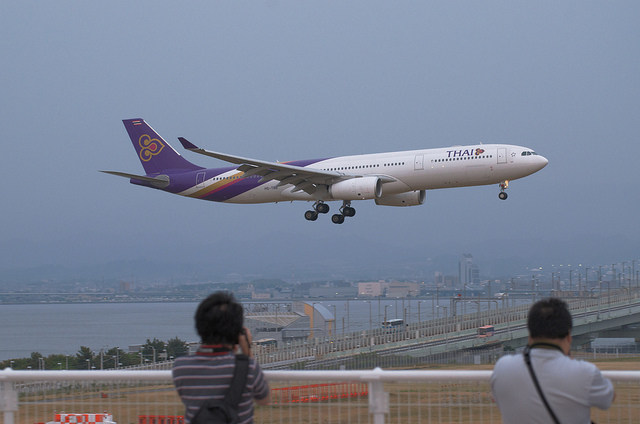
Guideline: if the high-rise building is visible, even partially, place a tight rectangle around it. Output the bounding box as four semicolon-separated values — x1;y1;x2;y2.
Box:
459;254;480;287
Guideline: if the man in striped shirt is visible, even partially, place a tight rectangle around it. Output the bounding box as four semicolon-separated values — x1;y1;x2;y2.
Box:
172;292;270;424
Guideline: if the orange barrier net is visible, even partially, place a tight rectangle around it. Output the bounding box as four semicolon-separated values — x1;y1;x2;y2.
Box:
138;416;184;424
270;382;368;404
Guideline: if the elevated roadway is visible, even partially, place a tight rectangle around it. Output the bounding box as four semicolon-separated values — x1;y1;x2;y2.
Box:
256;290;640;369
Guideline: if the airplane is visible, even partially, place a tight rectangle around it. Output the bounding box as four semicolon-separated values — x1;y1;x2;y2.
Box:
101;118;548;224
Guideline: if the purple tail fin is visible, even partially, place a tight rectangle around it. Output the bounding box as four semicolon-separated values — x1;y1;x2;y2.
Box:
123;119;203;175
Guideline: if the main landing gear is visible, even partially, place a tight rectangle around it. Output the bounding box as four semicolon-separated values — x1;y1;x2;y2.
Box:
498;181;509;200
304;201;356;224
304;201;330;221
331;201;356;224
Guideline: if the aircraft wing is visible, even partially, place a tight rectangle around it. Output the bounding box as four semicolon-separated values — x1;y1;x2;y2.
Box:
178;137;395;195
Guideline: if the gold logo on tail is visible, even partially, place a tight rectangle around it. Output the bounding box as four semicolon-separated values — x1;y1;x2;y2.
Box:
139;134;165;162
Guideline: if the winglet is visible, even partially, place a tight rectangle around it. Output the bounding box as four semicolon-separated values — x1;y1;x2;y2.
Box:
178;137;199;150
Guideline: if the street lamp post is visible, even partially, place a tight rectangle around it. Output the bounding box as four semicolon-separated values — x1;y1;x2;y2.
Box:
598;265;603;292
430;295;435;320
311;303;318;338
586;267;590;290
569;270;573;294
364;301;372;332
463;285;467;314
329;305;337;338
438;306;449;347
602;281;612;317
347;299;351;335
437;305;448;318
377;296;381;328
394;298;398;320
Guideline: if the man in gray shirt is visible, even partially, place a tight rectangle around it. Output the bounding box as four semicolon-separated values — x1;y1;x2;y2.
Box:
491;298;614;424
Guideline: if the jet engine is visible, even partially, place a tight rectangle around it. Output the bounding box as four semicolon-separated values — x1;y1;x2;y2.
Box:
329;177;383;200
375;190;426;207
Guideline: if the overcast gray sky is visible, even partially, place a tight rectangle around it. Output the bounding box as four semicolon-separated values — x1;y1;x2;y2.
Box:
1;2;639;274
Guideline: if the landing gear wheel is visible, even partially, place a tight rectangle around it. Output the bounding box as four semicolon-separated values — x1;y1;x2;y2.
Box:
343;206;356;217
316;202;330;214
331;214;345;224
498;192;508;200
304;210;318;221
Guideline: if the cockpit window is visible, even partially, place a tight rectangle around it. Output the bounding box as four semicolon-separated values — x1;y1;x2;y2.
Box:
521;151;538;156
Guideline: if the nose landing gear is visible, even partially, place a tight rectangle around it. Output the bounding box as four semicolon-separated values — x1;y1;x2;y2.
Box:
498;181;509;200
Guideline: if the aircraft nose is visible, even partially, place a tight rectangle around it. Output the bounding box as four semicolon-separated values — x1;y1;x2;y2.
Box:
538;155;549;169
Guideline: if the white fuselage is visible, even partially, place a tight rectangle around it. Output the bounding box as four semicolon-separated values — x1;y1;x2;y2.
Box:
221;144;547;204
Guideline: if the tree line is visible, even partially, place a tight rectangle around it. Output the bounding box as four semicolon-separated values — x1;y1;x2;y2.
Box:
0;337;189;370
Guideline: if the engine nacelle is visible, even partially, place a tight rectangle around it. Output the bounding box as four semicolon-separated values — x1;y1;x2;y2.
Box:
329;177;383;200
375;190;426;207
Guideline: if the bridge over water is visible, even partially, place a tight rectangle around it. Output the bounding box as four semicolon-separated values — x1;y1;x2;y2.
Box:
253;290;640;369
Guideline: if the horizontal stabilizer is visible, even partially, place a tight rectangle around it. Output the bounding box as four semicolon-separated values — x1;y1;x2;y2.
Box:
100;171;170;188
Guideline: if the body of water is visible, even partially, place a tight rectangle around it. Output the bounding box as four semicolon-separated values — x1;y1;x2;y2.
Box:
0;302;198;361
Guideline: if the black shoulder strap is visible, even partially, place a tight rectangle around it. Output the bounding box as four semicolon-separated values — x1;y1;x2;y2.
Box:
523;346;561;424
227;354;249;407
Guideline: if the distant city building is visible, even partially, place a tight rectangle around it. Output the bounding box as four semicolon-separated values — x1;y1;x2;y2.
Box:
277;288;293;299
459;254;480;287
386;281;419;298
358;281;388;297
444;275;459;288
308;286;358;298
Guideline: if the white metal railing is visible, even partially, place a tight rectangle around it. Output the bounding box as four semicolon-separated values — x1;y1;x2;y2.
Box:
2;369;640;424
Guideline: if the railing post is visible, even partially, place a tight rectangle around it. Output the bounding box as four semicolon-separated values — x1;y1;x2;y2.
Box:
0;371;18;424
368;367;389;424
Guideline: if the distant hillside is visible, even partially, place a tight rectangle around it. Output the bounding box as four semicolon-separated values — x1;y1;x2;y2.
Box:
1;232;637;289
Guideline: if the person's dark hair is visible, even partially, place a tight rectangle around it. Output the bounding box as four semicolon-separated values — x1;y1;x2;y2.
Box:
527;297;572;339
195;291;244;345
